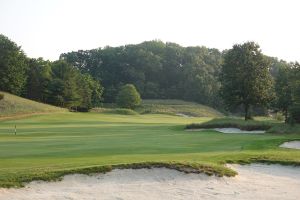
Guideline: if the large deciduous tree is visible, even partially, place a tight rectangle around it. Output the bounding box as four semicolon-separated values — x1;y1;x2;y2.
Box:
274;63;293;122
0;34;28;95
220;42;274;120
25;58;52;102
288;62;300;123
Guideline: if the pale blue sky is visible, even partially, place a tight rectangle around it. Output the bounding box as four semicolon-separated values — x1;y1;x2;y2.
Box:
0;0;299;62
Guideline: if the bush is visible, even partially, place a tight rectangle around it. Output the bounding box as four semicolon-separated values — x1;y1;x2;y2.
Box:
273;112;284;122
0;93;4;100
116;84;141;109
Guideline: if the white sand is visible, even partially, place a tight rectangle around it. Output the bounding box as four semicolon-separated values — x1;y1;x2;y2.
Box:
1;164;300;200
185;128;265;133
214;128;265;134
280;141;300;150
176;113;193;118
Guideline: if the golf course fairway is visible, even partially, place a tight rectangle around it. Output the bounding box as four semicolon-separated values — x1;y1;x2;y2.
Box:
0;112;300;187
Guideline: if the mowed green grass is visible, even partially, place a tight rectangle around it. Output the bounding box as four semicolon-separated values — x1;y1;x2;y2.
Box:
0;112;300;187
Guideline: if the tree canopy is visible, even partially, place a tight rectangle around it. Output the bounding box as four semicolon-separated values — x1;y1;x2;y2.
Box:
116;84;141;109
1;34;299;122
0;34;28;95
220;42;274;120
60;40;223;108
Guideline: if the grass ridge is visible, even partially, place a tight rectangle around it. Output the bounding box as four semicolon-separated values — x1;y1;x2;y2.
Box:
186;118;272;131
0;161;237;188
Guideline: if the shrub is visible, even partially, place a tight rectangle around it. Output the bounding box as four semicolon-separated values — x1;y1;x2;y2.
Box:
0;93;4;100
273;112;284;122
116;84;141;109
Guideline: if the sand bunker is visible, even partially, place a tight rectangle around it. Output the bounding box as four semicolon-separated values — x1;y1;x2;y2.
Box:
214;128;265;134
176;113;193;118
280;141;300;150
1;164;300;200
186;128;265;134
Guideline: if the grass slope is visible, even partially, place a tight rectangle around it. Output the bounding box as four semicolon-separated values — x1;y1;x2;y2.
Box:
135;99;223;117
0;92;66;119
0;112;299;187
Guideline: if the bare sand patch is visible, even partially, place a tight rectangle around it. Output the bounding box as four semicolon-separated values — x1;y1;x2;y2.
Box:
176;113;193;118
280;141;300;150
186;128;265;134
0;164;299;200
214;128;265;134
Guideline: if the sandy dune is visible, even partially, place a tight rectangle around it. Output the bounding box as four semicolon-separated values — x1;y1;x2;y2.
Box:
0;164;299;200
280;141;300;150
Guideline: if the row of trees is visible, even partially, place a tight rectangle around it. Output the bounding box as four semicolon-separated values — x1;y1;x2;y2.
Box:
1;34;299;122
60;40;223;107
0;34;103;110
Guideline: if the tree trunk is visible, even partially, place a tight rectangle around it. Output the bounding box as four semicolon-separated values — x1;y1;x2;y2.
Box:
284;109;288;123
244;104;251;120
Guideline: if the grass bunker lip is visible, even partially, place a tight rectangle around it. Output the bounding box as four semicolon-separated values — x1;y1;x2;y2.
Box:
1;164;300;200
0;162;237;188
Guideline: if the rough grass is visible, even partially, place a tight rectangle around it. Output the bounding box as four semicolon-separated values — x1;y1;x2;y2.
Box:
0;113;299;188
91;107;138;115
186;118;273;131
186;117;300;134
0;92;65;119
135;99;223;117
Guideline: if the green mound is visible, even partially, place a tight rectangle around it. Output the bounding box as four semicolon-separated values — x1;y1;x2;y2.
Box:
0;91;66;118
135;99;223;117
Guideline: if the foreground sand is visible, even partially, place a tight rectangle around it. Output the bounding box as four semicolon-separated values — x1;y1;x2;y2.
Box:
0;164;299;200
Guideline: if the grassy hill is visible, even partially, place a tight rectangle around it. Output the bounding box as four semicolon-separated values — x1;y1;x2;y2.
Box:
135;99;223;117
0;91;66;118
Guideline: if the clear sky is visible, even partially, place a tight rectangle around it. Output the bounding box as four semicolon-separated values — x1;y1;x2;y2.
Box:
0;0;299;62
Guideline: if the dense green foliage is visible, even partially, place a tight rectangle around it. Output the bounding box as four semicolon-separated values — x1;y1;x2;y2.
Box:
220;42;274;120
45;60;103;109
288;63;300;123
0;112;299;187
60;41;223;107
0;35;103;110
0;34;28;95
1;34;300;120
116;84;141;109
274;62;300;123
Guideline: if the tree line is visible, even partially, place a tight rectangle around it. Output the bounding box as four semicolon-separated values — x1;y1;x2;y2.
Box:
0;34;299;122
0;34;103;110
